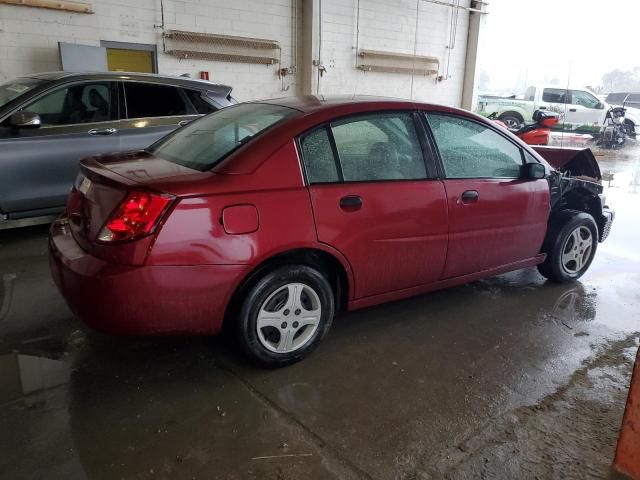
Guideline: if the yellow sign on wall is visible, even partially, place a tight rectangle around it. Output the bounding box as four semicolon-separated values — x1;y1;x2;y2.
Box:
106;49;154;73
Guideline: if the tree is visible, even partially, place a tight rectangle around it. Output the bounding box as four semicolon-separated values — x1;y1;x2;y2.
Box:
602;68;640;92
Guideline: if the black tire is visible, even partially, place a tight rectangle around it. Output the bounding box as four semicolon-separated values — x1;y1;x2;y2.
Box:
625;120;636;140
236;265;335;368
538;210;598;283
498;112;523;129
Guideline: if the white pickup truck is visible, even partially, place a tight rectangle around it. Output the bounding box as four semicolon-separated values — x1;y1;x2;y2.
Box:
476;85;608;134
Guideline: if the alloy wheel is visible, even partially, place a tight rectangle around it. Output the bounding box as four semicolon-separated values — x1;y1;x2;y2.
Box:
256;283;322;353
561;226;593;275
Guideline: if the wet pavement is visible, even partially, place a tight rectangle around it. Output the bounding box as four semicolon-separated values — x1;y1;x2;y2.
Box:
0;146;639;480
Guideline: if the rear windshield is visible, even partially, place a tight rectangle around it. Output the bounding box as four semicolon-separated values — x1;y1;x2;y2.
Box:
152;103;296;171
0;78;46;109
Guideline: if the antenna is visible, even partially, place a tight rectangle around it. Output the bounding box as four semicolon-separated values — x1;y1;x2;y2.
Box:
561;60;572;149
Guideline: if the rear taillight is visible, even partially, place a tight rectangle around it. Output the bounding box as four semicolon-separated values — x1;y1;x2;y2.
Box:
98;191;173;243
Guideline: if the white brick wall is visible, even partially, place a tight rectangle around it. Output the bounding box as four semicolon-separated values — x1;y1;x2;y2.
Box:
318;0;470;106
0;0;472;106
0;0;297;101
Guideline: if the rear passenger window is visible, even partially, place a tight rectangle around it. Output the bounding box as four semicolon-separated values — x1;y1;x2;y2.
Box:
300;128;340;183
426;113;523;178
184;89;217;114
299;113;427;184
331;113;427;182
125;83;189;118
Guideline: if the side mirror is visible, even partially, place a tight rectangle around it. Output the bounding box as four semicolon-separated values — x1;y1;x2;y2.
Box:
523;162;546;180
596;102;605;110
9;111;41;128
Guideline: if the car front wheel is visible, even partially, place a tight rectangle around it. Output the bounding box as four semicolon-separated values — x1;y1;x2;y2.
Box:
237;265;335;367
538;211;598;283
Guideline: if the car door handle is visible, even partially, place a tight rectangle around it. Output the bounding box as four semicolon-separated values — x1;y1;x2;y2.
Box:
88;127;117;136
339;195;362;211
460;190;479;203
569;108;577;112
539;106;547;110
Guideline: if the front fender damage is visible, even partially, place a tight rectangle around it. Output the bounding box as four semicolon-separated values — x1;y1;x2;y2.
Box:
533;146;614;242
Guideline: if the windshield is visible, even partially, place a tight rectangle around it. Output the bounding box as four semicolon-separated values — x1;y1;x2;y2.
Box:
0;78;45;109
152;103;296;171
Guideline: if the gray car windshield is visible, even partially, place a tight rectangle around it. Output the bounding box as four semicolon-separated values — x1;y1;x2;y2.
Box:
0;78;45;109
152;103;296;171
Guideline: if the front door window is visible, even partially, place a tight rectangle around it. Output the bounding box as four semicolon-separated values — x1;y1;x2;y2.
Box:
570;90;600;109
425;113;523;178
24;82;115;126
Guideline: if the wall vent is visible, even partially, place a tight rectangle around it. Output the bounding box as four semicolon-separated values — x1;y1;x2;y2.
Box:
357;49;439;76
164;31;280;65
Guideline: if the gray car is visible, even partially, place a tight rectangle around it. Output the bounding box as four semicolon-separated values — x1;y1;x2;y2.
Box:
0;71;235;227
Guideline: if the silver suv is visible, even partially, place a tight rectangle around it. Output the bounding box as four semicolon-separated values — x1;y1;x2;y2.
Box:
0;71;235;227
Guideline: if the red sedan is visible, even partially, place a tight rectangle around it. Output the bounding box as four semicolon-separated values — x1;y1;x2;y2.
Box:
49;96;613;367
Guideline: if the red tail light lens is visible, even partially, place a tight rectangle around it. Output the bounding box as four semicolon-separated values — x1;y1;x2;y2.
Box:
98;191;173;243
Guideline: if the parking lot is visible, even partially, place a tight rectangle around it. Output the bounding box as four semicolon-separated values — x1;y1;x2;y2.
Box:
0;144;637;480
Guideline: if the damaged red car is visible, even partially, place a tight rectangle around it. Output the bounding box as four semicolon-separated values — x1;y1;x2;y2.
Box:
49;97;614;367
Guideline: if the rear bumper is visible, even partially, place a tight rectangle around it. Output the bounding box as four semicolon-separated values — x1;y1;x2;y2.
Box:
48;219;246;336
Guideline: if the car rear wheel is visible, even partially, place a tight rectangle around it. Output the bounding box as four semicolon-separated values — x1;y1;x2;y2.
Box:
538;211;598;283
237;265;335;367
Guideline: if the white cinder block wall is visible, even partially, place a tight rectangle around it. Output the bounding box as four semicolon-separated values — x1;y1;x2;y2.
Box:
318;0;470;106
0;0;474;106
0;0;298;101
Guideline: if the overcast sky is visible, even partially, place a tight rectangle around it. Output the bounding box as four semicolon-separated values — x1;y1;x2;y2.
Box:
476;0;640;93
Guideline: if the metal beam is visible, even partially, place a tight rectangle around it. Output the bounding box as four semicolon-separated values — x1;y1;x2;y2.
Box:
420;0;488;14
0;0;93;14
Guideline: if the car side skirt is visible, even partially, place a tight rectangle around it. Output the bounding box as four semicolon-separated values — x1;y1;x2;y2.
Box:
347;254;546;311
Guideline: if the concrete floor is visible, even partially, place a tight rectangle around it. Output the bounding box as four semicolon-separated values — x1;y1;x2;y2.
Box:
0;147;638;480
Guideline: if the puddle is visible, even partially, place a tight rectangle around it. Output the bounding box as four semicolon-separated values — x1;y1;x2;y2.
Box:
0;353;70;405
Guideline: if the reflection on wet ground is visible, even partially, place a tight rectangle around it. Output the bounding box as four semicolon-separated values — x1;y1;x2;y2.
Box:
0;146;639;479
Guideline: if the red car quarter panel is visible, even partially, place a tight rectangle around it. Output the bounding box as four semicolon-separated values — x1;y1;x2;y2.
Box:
147;189;318;266
147;141;319;267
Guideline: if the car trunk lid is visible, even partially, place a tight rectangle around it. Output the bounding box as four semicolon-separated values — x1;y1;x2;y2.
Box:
67;151;212;264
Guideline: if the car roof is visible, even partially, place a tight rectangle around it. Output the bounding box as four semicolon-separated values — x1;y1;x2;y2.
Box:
23;71;233;96
255;94;460;114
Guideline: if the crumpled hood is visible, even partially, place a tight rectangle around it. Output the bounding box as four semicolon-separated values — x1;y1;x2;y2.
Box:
533;146;602;181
